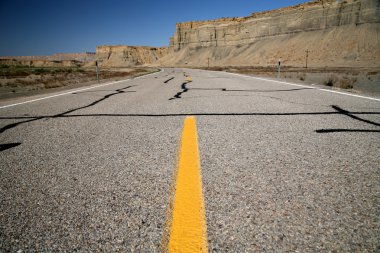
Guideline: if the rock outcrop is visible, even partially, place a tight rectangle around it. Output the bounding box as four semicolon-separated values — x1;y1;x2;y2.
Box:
159;0;380;68
2;0;378;69
0;59;83;67
0;53;96;62
96;45;169;67
0;53;95;68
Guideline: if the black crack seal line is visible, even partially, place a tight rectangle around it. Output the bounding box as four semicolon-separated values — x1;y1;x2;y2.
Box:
53;85;135;118
221;88;312;92
164;77;175;84
0;85;136;136
0;143;21;152
315;105;380;133
1;102;379;152
169;81;190;100
169;85;312;100
331;105;380;127
316;129;380;133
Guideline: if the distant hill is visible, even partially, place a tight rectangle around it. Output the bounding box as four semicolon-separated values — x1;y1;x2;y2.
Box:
2;0;379;69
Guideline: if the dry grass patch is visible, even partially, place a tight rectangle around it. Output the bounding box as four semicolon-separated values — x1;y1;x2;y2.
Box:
324;75;356;89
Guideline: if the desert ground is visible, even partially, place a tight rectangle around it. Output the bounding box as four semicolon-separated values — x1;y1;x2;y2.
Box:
0;65;159;100
204;66;380;96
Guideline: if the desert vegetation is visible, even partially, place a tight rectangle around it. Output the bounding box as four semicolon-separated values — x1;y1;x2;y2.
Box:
199;66;379;93
323;75;357;89
0;65;157;99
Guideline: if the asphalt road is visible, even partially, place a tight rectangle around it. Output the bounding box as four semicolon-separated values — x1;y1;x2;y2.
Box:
1;68;379;252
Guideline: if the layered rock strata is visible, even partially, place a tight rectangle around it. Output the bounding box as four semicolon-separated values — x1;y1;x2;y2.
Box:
160;0;380;68
96;45;169;67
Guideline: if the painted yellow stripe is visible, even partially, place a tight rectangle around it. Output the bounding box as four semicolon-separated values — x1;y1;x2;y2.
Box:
168;116;208;253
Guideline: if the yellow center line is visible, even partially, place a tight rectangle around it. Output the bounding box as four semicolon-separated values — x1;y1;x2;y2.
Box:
168;116;208;253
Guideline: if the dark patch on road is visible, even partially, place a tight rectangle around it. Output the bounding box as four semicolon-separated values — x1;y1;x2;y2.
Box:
314;105;380;133
169;82;312;100
0;85;136;135
331;105;380;127
0;117;43;134
316;129;380;133
169;82;189;100
1;109;379;119
190;87;224;91
221;88;312;92
53;85;135;117
1;99;379;139
72;90;136;95
164;77;175;84
0;142;21;152
167;82;380;132
187;87;311;92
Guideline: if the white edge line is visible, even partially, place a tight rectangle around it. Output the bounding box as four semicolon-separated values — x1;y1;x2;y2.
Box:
227;72;313;89
0;69;164;109
134;68;163;79
195;68;380;102
318;88;380;101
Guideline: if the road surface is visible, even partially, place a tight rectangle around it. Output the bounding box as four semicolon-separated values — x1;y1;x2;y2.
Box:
1;68;379;252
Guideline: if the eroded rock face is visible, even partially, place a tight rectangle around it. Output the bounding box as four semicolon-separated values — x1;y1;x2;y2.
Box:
96;45;169;67
161;0;380;68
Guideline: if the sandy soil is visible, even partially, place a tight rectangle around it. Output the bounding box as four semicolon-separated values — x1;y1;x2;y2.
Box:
200;66;380;96
0;67;158;100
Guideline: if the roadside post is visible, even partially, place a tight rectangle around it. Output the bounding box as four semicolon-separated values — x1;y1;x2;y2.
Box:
277;58;281;78
95;61;99;83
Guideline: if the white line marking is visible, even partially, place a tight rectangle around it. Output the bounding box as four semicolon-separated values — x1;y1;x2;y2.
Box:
134;69;164;79
196;68;380;102
0;80;127;109
318;88;380;101
0;69;163;109
226;72;314;89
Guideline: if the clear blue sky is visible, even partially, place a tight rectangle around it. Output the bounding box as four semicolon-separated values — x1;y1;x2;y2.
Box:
0;0;308;56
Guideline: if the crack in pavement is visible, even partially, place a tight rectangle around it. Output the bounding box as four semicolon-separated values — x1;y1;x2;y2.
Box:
0;142;21;152
0;85;136;135
1;84;379;152
168;81;313;101
169;82;190;100
164;77;175;84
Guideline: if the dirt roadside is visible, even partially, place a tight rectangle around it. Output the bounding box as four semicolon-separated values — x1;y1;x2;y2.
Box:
0;67;159;101
199;66;380;97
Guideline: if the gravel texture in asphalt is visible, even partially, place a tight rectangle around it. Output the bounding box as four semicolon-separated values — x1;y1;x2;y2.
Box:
1;68;379;252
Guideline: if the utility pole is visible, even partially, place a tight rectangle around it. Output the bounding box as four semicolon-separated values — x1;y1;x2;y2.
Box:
305;49;309;69
278;58;281;78
95;61;99;83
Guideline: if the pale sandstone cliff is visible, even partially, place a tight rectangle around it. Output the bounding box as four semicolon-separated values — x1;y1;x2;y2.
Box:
159;0;380;68
96;45;168;67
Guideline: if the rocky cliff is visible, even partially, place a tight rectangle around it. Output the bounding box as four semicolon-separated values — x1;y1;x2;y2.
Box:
96;45;168;67
160;0;380;68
